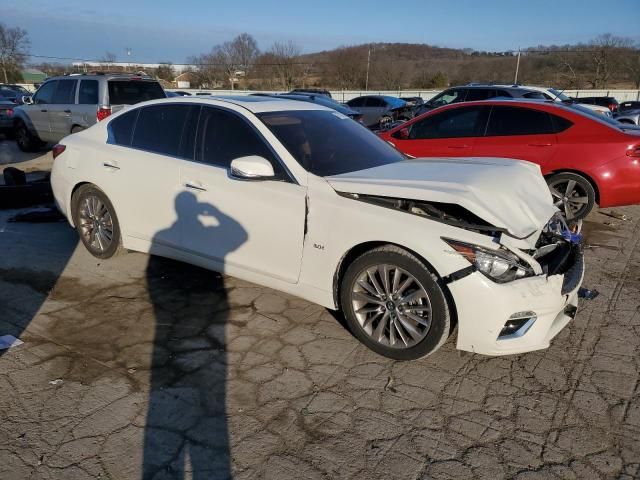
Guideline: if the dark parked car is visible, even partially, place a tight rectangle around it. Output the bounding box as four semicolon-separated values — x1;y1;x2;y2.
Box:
416;84;549;115
345;95;414;129
0;99;15;136
252;93;363;122
619;101;640;112
572;96;619;112
400;96;425;107
0;84;30;104
289;88;331;98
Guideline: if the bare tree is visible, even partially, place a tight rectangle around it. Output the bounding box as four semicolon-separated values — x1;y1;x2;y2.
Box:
218;33;260;89
327;46;365;89
155;62;175;82
188;50;226;88
270;41;301;90
0;23;30;83
588;34;632;88
101;51;117;63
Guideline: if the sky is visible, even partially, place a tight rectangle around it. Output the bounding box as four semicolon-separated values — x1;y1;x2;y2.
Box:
3;0;640;64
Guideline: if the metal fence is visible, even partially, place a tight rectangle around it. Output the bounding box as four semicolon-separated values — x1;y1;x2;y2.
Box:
14;83;640;102
169;88;640;103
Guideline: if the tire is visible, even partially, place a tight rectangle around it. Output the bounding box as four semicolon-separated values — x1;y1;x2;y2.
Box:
546;172;596;221
71;125;85;134
340;245;450;360
14;120;43;152
72;185;123;259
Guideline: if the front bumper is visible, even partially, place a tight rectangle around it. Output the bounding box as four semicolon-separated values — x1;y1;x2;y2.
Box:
448;250;584;356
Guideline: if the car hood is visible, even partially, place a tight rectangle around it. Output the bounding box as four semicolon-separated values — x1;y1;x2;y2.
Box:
326;157;557;239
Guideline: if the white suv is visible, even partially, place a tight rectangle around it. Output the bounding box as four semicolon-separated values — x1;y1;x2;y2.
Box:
50;95;584;359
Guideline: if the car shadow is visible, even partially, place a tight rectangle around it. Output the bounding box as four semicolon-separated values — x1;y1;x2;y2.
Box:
142;191;247;480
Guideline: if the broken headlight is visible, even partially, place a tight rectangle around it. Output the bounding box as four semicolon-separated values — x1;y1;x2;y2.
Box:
444;239;533;283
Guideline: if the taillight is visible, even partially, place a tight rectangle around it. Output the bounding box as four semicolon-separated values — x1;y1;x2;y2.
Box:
626;145;640;158
6;108;13;117
97;106;112;121
52;144;66;159
608;103;617;112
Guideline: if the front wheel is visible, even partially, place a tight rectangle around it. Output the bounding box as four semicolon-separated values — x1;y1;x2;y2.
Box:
340;245;451;360
72;185;122;259
546;172;596;221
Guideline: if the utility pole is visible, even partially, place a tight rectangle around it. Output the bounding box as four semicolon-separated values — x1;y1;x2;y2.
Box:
126;48;132;72
514;48;521;84
365;48;371;91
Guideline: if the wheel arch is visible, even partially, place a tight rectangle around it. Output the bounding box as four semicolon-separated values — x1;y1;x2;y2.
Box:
332;241;458;331
545;169;600;205
68;181;94;227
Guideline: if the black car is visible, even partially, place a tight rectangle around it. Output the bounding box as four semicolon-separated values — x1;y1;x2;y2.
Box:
571;96;619;112
619;101;640;112
0;84;30;104
415;84;548;115
254;93;363;122
288;88;332;98
400;96;425;107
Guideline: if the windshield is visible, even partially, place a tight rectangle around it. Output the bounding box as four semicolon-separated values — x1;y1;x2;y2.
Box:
257;110;404;176
548;88;570;101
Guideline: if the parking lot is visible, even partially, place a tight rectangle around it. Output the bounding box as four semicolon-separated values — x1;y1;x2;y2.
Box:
1;138;639;479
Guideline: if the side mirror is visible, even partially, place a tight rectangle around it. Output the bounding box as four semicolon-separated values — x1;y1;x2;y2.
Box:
22;96;33;105
393;127;410;140
229;155;275;180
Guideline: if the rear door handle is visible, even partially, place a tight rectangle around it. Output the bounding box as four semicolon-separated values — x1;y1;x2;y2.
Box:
40;109;48;113
185;182;207;192
528;143;552;147
63;109;71;114
103;162;120;170
447;145;470;149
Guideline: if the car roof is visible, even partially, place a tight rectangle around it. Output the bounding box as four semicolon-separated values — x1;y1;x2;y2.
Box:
45;73;159;82
136;95;333;114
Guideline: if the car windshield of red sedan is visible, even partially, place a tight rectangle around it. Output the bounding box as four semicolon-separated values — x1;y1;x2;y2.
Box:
258;110;404;176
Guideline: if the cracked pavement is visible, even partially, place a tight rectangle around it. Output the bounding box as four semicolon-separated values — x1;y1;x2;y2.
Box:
1;142;639;479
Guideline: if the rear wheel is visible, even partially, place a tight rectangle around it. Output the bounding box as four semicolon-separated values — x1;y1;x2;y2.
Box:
72;185;122;259
71;125;85;134
546;172;596;221
14;121;43;152
379;115;393;130
340;245;450;360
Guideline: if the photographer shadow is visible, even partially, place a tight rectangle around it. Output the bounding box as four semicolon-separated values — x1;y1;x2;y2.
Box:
142;191;247;480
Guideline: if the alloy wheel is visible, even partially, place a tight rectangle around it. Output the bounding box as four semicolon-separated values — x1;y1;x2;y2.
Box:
78;194;114;253
548;179;590;220
351;264;432;349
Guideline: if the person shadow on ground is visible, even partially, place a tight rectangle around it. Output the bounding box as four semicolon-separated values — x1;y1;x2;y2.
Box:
142;191;247;480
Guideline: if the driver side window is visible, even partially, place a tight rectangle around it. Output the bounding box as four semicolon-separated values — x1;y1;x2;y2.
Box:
33;81;57;105
431;89;466;107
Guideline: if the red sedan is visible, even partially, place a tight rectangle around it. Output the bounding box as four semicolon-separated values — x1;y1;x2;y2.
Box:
379;100;640;220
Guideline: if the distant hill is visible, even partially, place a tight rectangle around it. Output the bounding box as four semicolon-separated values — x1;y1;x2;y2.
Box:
293;40;639;90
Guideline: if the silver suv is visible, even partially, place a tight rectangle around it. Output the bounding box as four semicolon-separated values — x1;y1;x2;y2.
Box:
13;72;165;151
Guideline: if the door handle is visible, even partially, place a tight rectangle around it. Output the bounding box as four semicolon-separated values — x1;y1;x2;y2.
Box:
185;182;207;192
103;162;120;170
40;109;48;113
528;143;552;147
447;145;470;149
63;109;71;114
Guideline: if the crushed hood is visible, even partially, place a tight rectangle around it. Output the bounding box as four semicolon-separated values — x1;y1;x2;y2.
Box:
326;157;558;239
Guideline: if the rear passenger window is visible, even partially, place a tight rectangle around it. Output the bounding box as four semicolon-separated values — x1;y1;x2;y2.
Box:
131;104;193;157
486;106;554;136
78;80;99;104
196;107;279;171
108;81;165;105
550;114;573;133
409;106;487;139
465;89;495;101
107;109;139;147
52;80;76;104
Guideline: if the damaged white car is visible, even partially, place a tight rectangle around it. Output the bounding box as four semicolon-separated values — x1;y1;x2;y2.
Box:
51;96;585;359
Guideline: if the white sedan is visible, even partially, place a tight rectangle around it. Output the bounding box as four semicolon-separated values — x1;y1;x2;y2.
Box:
51;96;584;359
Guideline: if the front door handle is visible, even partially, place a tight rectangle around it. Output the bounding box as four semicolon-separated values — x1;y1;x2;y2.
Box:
63;109;71;114
103;162;120;170
528;143;552;147
447;145;470;149
185;182;207;192
40;109;48;113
